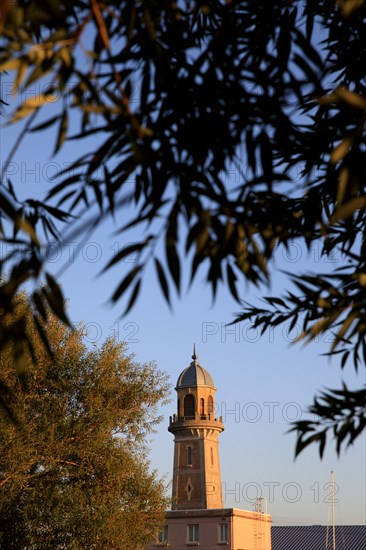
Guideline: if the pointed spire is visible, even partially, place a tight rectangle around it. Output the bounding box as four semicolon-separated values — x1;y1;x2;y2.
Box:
192;343;197;361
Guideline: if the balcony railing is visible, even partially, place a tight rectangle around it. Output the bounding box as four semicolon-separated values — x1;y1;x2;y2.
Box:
169;413;223;424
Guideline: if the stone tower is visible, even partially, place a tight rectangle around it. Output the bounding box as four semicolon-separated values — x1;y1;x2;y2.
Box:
168;346;224;510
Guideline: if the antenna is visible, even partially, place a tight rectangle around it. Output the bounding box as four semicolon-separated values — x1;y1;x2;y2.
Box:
331;470;336;550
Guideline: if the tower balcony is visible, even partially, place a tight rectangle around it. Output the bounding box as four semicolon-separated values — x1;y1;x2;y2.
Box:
168;412;224;434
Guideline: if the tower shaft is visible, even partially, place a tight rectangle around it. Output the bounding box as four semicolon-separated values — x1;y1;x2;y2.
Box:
169;349;224;510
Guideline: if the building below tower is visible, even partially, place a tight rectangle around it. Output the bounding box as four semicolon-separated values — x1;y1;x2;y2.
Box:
152;508;271;549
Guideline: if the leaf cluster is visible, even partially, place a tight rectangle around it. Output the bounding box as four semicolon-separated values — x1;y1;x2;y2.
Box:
1;0;366;456
290;385;366;458
0;0;365;305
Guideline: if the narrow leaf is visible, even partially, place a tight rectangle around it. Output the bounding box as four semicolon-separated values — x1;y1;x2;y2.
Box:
154;257;170;305
123;279;141;316
166;244;180;294
227;263;240;303
330;136;353;164
331;197;366;224
111;266;142;302
54;109;68;154
102;243;144;273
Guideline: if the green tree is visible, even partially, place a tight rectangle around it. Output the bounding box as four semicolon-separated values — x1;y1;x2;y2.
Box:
0;0;365;456
0;293;170;549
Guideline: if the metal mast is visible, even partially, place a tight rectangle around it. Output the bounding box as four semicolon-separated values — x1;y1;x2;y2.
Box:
331;470;336;550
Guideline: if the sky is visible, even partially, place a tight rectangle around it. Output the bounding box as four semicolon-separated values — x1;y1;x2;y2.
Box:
1;35;365;527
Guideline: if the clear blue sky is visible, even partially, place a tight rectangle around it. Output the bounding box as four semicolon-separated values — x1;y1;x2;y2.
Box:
1;77;365;528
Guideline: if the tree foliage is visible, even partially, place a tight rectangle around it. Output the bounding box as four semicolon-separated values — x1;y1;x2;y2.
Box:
1;0;366;456
0;293;170;549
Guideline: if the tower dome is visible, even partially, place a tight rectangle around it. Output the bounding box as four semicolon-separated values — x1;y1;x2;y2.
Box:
176;346;215;389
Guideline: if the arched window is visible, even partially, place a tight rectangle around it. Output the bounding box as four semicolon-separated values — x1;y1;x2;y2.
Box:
177;398;180;416
184;394;195;417
200;398;204;416
208;395;214;414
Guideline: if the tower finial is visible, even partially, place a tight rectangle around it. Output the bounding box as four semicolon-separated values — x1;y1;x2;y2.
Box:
192;343;197;361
